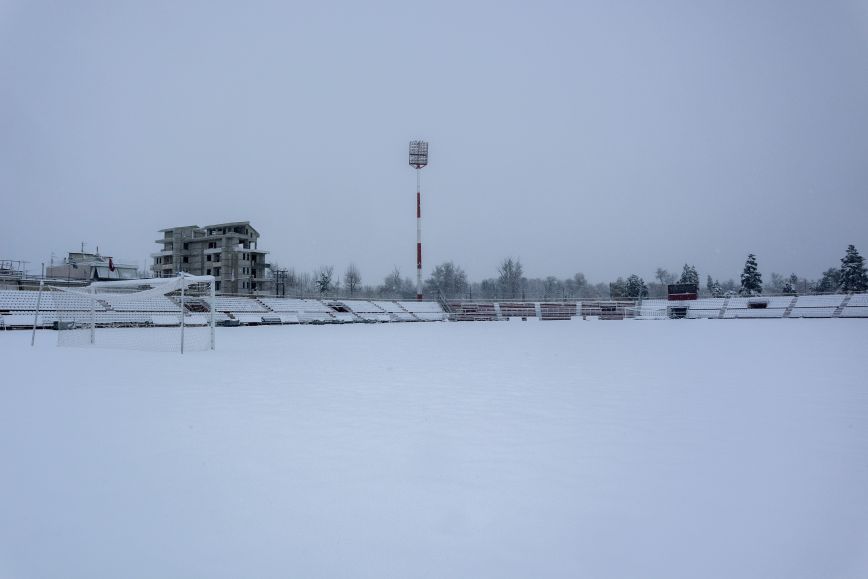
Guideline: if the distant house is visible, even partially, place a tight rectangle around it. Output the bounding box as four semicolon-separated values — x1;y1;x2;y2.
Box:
47;252;139;281
152;221;270;295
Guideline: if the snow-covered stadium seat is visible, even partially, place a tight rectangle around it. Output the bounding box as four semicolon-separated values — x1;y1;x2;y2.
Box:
397;301;444;314
689;298;726;310
723;308;785;319
846;294;868;307
840;307;868;318
366;301;415;321
257;298;333;313
107;296;180;312
789;307;838;318
234;313;267;324
687;309;720;319
793;295;846;308
337;301;394;321
338;300;384;313
214;297;268;312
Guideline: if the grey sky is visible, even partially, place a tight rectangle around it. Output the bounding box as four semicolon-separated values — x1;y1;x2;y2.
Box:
2;0;867;285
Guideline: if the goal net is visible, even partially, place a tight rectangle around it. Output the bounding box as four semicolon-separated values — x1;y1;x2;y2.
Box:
626;305;670;320
50;274;216;353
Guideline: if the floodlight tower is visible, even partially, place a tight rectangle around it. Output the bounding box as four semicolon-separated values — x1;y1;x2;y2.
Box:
409;140;428;300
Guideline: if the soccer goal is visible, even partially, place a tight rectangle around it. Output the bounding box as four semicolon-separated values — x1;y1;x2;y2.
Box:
626;305;670;320
49;274;216;353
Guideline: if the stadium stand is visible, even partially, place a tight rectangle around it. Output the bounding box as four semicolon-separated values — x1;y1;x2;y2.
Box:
447;302;498;321
108;296;181;312
6;286;868;329
631;300;669;320
687;309;720;319
788;295;846;319
214;296;268;313
397;301;446;321
581;301;634;319
370;301;416;321
340;301;392;322
499;303;537;318
847;294;868;307
721;297;787;319
840;307;868;318
258;298;332;313
540;302;578;320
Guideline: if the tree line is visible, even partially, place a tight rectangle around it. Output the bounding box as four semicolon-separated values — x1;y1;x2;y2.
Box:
267;244;868;301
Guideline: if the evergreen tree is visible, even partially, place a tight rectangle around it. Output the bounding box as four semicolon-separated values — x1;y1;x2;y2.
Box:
813;268;841;294
315;265;334;296
678;264;699;286
839;245;868;292
739;254;763;296
706;275;723;298
781;273;799;295
609;277;627;299
624;274;648;298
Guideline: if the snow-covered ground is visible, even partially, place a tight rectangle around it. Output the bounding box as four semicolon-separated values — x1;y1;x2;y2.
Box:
2;320;867;579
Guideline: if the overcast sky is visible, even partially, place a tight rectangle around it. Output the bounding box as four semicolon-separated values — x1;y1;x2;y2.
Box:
1;0;866;284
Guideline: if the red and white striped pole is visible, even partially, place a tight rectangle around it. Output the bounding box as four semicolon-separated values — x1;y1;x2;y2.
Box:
416;168;423;300
409;140;428;301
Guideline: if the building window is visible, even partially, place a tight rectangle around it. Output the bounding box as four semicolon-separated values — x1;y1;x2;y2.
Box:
215;281;221;291
214;268;220;276
206;255;211;262
183;243;189;250
208;242;216;249
214;255;220;262
207;269;212;275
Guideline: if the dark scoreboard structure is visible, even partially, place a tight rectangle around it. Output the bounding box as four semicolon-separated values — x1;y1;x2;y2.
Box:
667;283;698;301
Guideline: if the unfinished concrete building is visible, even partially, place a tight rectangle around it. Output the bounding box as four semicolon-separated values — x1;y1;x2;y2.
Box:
152;222;270;295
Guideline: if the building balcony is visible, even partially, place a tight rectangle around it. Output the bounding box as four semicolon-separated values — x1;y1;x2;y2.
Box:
150;250;174;257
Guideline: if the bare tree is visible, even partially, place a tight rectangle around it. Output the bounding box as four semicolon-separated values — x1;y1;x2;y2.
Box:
381;267;404;298
297;271;312;298
497;257;524;299
655;268;676;286
344;263;361;296
424;261;468;299
543;276;562;299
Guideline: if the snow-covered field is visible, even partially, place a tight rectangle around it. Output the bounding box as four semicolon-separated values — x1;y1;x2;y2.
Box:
2;320;868;579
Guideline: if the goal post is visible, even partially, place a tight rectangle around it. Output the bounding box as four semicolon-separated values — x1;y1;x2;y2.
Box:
51;274;216;353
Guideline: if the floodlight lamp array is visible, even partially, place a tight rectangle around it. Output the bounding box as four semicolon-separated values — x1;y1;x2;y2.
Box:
409;140;429;168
